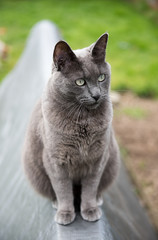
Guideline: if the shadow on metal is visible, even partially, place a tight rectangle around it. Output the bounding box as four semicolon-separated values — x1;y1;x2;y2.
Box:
0;20;157;240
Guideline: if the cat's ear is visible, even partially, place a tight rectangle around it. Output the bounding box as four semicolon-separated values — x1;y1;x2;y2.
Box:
53;41;78;72
91;33;108;63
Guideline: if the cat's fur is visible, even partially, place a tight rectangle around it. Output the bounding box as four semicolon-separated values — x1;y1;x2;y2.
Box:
22;33;120;225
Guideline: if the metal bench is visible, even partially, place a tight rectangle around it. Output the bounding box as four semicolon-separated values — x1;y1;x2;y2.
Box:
0;20;157;240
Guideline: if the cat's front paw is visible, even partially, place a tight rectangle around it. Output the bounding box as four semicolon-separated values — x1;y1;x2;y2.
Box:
81;207;102;222
55;210;76;225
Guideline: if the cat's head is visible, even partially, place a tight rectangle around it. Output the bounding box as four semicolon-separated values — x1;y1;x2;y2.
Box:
52;33;111;110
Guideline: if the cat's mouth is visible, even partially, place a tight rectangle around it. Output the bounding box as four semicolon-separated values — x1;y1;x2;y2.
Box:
79;97;103;110
84;101;101;110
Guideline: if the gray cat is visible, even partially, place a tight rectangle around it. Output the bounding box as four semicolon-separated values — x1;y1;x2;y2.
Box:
22;33;120;225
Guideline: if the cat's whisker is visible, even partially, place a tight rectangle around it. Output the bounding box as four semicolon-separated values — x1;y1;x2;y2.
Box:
75;103;83;125
56;104;74;126
67;103;79;118
58;102;79;127
59;102;76;114
62;102;79;124
70;103;81;123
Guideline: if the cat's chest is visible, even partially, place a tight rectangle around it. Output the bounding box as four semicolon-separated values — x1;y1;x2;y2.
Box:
62;127;106;179
47;121;108;179
57;123;106;163
74;125;101;155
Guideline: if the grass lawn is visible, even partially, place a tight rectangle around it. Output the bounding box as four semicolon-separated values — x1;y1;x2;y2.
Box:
0;0;158;97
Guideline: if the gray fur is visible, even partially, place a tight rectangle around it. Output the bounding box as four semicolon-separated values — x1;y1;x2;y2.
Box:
22;33;120;225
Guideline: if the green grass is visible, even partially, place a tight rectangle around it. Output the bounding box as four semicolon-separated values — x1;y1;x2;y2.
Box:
120;146;129;158
115;106;148;120
122;107;148;120
0;0;158;97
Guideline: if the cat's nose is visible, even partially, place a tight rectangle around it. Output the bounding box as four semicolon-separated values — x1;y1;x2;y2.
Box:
92;93;100;102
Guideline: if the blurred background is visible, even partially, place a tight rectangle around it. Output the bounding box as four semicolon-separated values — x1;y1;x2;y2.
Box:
0;0;158;231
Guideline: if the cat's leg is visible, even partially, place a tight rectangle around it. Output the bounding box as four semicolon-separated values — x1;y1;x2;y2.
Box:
80;162;105;222
97;137;120;199
23;139;56;201
44;159;75;225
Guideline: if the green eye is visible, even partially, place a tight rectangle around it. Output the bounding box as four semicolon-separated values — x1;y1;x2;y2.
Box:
75;79;85;86
98;74;106;82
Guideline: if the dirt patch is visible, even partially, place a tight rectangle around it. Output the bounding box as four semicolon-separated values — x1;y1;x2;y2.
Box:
113;92;158;230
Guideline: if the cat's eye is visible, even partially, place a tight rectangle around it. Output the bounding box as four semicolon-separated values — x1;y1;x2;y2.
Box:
98;74;106;82
75;79;85;86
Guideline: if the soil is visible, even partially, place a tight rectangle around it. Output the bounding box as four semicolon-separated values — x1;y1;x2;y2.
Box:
112;92;158;230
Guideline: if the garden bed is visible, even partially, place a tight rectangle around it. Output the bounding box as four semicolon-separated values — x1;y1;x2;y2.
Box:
113;92;158;230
